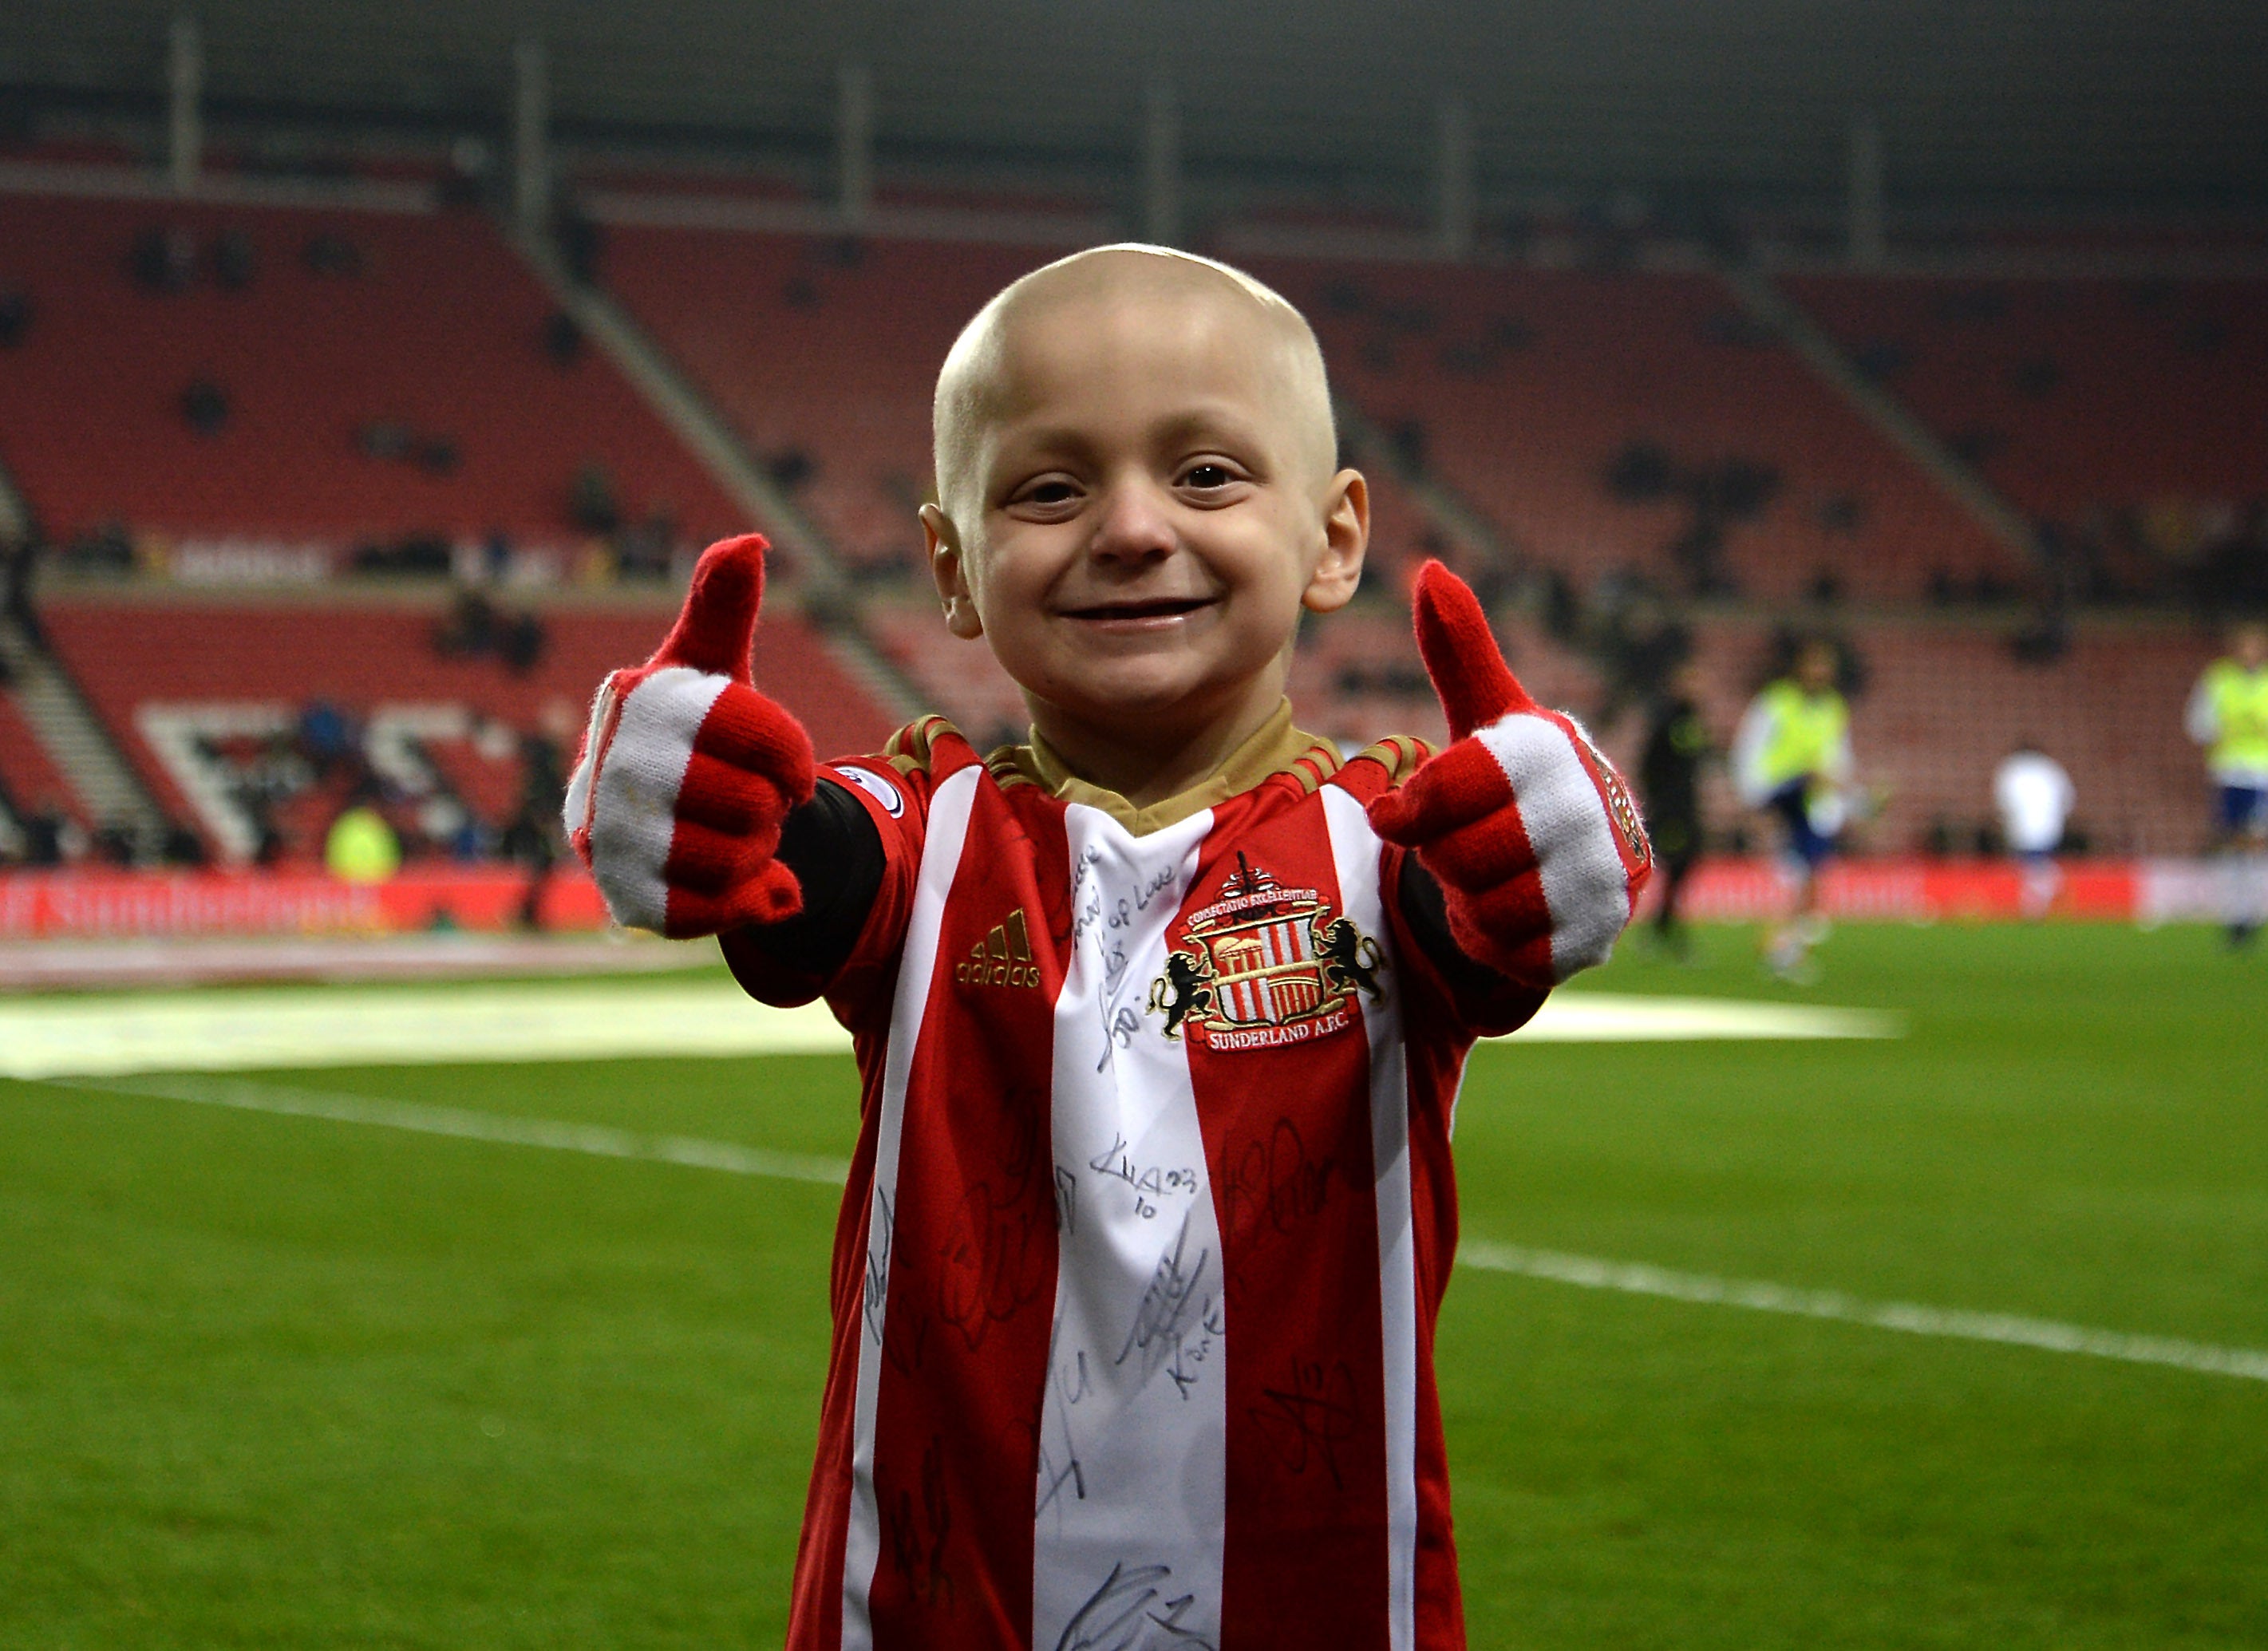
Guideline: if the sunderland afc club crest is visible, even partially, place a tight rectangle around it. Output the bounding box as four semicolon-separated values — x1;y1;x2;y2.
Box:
1148;854;1384;1052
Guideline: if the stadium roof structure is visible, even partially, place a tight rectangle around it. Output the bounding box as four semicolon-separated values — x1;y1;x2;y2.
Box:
5;0;2267;217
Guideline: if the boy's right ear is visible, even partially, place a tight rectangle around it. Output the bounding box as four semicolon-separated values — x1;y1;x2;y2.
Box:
921;504;986;640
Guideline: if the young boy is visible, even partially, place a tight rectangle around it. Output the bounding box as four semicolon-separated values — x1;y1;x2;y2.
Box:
566;246;1650;1651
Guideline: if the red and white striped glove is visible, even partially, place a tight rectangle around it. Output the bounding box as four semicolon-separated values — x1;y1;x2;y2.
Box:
1367;560;1653;989
563;534;816;938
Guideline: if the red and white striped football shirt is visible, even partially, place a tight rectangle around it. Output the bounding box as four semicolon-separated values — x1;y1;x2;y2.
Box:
726;711;1544;1651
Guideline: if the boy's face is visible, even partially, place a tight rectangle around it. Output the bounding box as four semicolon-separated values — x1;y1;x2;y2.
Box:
923;278;1365;745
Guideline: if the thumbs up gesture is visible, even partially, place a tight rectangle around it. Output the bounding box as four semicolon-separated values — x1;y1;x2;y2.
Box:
563;535;817;938
1367;561;1653;988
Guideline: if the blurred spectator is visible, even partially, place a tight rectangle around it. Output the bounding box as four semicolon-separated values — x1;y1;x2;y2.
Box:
0;288;29;347
555;199;603;285
1638;663;1713;956
419;796;484;863
500;609;546;675
181;377;231;436
162;820;209;867
209;230;257;291
617;508;678;581
501;701;578;929
573;537;619;587
433;587;544;673
355;418;463;478
303;231;362;277
128;225;197;293
91;820;140;866
19;800;85;867
435;588;501;658
356;419;414;461
250;810;286;867
767;447;815;491
61;522;132;579
351;533;452;576
295;700;355;777
326;796;401;883
1388;417;1428;477
543;310;585;365
571;462;621;533
2;535;38;633
440;137;494;209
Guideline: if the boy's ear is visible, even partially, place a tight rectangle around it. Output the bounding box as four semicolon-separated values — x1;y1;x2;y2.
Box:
922;504;986;640
1301;468;1369;615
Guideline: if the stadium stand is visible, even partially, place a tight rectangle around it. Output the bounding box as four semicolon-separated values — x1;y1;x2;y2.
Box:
35;592;895;862
604;227;1042;579
0;192;745;551
0;175;2237;877
603;227;1454;586
1247;259;2025;603
1784;275;2268;527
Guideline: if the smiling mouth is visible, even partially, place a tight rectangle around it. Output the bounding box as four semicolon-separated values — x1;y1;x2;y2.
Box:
1061;596;1216;622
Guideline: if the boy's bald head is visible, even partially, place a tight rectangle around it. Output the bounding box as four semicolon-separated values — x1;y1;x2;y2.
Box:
932;243;1336;515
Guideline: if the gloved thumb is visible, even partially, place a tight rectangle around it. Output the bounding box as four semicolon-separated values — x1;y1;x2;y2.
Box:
1409;559;1534;742
648;534;770;682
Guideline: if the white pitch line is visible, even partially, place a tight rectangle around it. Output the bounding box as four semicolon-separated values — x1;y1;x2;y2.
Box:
0;982;1897;1081
41;1075;2266;1387
1460;1242;2268;1384
72;1073;851;1187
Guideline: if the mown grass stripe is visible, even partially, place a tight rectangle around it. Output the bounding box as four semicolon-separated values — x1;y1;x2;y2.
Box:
49;1072;2268;1385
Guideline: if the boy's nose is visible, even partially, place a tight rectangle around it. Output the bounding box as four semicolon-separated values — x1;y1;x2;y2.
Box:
1086;478;1178;563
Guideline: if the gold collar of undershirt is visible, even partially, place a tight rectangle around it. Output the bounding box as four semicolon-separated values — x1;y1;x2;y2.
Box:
998;699;1331;837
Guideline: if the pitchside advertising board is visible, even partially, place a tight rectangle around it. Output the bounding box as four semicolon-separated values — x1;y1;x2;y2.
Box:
0;865;609;938
0;861;2236;939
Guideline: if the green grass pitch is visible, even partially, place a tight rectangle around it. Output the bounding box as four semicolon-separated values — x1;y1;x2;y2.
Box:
3;924;2264;1648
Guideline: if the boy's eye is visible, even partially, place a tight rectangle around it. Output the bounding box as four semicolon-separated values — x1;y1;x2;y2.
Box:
1013;478;1081;509
1181;464;1236;490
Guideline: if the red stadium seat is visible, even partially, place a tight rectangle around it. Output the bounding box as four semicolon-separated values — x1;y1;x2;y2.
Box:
0;193;745;547
1247;258;2022;603
1785;275;2268;525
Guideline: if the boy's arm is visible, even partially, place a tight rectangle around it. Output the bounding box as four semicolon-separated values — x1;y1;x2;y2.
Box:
715;772;900;1006
1369;560;1654;993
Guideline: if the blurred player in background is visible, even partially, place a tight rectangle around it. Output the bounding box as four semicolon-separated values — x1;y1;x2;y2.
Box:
1639;662;1712;956
1993;739;2074;919
1735;638;1851;980
2186;619;2268;946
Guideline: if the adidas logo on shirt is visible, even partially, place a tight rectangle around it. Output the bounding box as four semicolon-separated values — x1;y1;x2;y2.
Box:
955;906;1040;989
